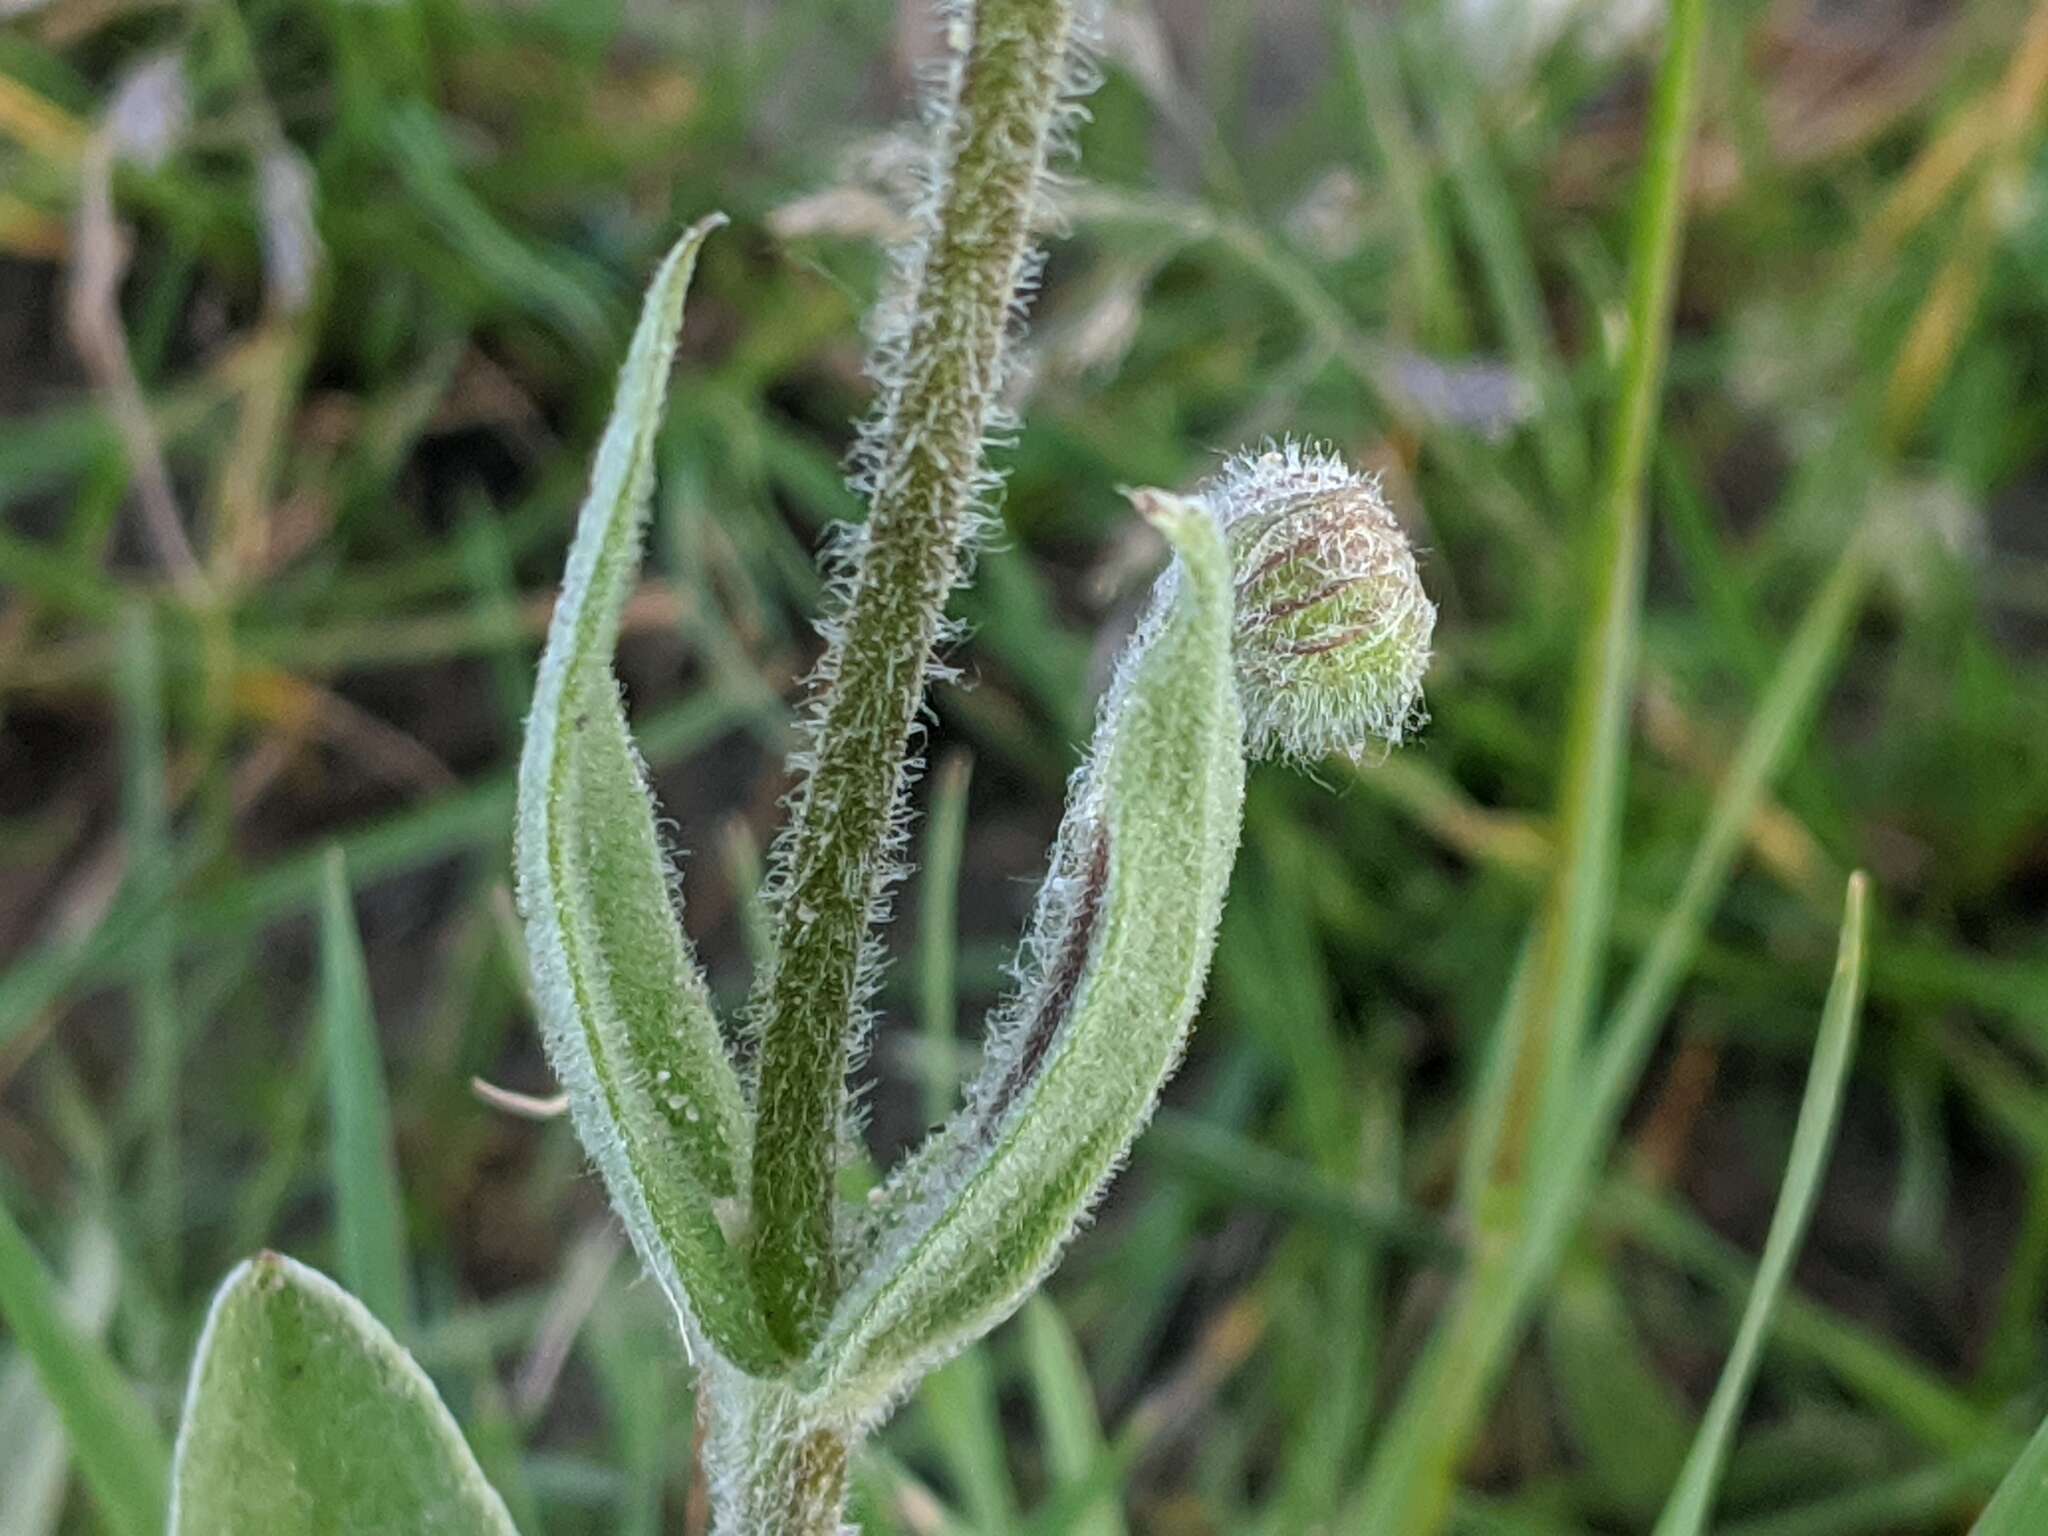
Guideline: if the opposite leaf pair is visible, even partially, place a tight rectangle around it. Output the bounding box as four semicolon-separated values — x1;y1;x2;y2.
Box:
166;214;1430;1534
503;215;1429;1532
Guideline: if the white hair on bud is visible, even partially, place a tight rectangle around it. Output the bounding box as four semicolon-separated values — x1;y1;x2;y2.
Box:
1201;438;1436;762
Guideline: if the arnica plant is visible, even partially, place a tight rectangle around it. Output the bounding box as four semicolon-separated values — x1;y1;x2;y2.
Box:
14;1;2048;1535
165;1;1436;1531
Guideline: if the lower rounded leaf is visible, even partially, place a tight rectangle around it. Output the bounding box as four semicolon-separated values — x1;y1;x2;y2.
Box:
171;1254;518;1535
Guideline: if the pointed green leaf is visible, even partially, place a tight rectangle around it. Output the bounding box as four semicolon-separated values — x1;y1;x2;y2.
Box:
918;750;974;1125
170;1254;517;1535
514;216;777;1371
822;490;1244;1405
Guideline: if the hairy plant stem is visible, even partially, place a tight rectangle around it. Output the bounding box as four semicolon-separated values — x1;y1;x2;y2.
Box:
779;1431;850;1536
749;0;1078;1358
705;1375;851;1536
752;1430;850;1536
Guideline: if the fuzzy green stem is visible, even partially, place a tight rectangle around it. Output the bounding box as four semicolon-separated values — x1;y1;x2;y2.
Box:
705;1374;851;1536
742;1427;848;1536
749;0;1078;1357
782;1429;849;1536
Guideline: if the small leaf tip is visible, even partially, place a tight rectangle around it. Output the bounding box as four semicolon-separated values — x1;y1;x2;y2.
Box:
1122;483;1191;525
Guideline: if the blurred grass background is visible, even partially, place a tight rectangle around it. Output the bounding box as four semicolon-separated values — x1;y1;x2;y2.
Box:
3;0;2048;1531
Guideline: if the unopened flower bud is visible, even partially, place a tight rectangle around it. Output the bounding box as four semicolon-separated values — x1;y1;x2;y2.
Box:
1204;441;1435;762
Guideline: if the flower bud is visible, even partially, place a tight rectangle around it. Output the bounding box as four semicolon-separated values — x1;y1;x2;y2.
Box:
1203;441;1435;761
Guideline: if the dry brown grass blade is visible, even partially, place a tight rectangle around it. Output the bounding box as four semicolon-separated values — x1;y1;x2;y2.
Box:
1881;3;2048;443
64;56;204;594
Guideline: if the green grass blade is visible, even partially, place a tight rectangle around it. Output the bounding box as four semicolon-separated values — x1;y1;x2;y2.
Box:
1651;873;1871;1536
919;750;973;1126
1141;1112;1455;1260
1520;0;1711;1164
320;847;414;1332
170;1254;518;1534
721;814;776;982
1346;4;1711;1525
1214;839;1348;1172
1325;1;1465;350
921;1347;1018;1535
1979;1164;2048;1397
1411;24;1588;506
1454;930;1537;1215
854;1444;970;1536
115;602;179;1282
382;103;615;352
0;1197;169;1536
1721;1447;2010;1536
0;1222;120;1536
0;692;756;1058
1550;538;1872;1238
450;1339;545;1536
1543;1253;1692;1520
1347;474;1866;1533
1021;1296;1126;1536
585;1303;678;1536
0;525;126;621
1605;1181;1986;1455
0;1345;73;1536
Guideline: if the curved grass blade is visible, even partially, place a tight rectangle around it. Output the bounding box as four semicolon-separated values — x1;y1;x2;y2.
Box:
514;216;778;1371
320;847;412;1332
170;1254;517;1535
1652;872;1871;1536
821;490;1244;1407
0;1200;166;1536
1543;1254;1691;1520
1721;1446;2011;1536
